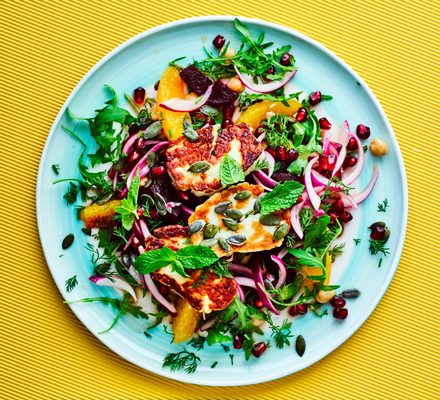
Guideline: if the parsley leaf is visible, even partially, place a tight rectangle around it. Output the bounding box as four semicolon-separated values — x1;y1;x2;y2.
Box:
303;215;330;249
287;248;325;269
258;181;304;215
237;91;301;110
115;173;140;230
63;182;79;205
220;154;245;186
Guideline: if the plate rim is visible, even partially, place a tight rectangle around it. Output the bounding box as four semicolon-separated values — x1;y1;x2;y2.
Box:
36;15;408;386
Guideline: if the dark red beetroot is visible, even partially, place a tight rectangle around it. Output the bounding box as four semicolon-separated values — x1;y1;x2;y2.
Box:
207;80;238;107
356;124;370;140
333;308;348;320
330;296;346;308
272;171;298;182
252;342;267;358
222;118;233;129
212;34;225;49
223;105;235;120
180;65;213;96
134;87;146;105
233;333;245;349
319;117;332;130
296;107;308;123
309;91;322;106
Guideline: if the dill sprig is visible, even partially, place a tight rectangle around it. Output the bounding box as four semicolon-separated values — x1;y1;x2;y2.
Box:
267;315;293;349
65;275;78;293
63;182;79;205
377;198;389;212
162;348;201;374
369;239;390;257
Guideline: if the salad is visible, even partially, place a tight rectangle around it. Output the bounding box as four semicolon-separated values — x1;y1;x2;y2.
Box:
58;19;391;374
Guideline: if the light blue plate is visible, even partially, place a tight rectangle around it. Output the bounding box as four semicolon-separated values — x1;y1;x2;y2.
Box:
36;16;408;386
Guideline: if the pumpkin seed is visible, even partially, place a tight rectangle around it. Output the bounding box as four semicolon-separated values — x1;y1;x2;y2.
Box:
141;194;154;208
226;234;247;246
182;120;199;142
200;105;219;117
154;193;167;215
253;195;263;212
273;223;289;242
259;214;280;226
143;120;162;139
81;227;92;236
188;220;206;234
222;218;238;231
62;234;74;250
202;238;217;247
218;238;231;252
235;190;252;201
214;201;232;214
224;208;243;221
204;224;219;239
188;161;211;173
340;289;361;299
147;151;158;167
121;253;131;267
295;335;306;357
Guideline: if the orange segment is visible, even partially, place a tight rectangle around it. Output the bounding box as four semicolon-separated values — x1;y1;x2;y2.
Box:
303;252;332;290
156;66;189;141
172;297;200;343
237;99;301;130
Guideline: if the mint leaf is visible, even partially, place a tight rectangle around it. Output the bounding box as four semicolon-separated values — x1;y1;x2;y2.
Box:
134;247;176;274
220;154;245;187
176;245;219;269
115;173;140;230
259;181;304;215
287;248;324;269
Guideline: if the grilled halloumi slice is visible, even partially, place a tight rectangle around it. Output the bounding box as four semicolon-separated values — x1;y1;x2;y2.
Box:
188;182;290;257
166;123;263;196
144;225;237;313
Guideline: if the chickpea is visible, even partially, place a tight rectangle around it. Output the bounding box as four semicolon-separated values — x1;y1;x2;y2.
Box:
222;47;236;65
316;289;336;304
227;77;244;93
370;138;388;156
150;104;158;120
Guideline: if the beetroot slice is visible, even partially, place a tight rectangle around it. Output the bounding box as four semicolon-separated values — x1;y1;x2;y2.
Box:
180;65;213;96
207;80;238;107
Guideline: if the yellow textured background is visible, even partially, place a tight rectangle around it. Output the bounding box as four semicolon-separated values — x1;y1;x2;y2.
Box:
1;0;439;399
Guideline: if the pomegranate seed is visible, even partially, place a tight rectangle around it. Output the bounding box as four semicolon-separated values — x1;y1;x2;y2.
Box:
132;236;141;247
254;299;264;309
223;105;235;120
267;147;277;158
115;188;127;200
287;149;299;162
370;225;386;240
222;118;233;129
265;66;275;76
356;124;370;140
252;342;267;358
296;107;308;123
347;137;357;151
343;155;357;169
289;305;299;316
318;154;336;178
107;168;116;180
177;190;190;202
297;304;308;315
319;117;332;130
233;333;244;349
333;307;348;320
133;87;146;105
128;123;140;134
150;166;166;179
137;208;144;217
158;284;169;296
330;296;346;308
280;53;292;66
212;35;225;49
127;150;140;165
340;211;353;223
309;91;322;106
135;137;145;151
275;146;287;161
149;209;159;219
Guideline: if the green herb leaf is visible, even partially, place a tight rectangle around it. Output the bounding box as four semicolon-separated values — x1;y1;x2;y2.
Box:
303;215;330;249
176;246;219;270
63;182;79;205
258;181;304;215
115;173;140;230
220;154;245;187
287;248;325;269
206;330;232;346
65;275;78;293
134;247;176;274
377;198;389;212
52;164;60;175
162;348;200;374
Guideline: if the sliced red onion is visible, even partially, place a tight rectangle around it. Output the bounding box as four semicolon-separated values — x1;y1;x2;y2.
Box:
343;166;379;207
236;285;245;302
311;170;335;188
313;208;326;217
271;255;287;289
199;318;216;331
253;174;274;192
181;205;195;216
138;218;151;238
159;84;213;112
263;151;275;177
252;170;276;189
89;275;137;301
234;65;296;93
322;131;331;154
127;265;143;285
122;133;139;155
332;135;350;177
305;156;321;210
232;107;242;123
143;140;162;146
166;202;182;213
342;132;365;185
276;248;288;259
340;192;358;209
133;220;144;240
290;200;305;239
254;263;280;314
229;263;253;277
143;274;176;315
235;277;257;289
256;132;266;142
123;233;134;252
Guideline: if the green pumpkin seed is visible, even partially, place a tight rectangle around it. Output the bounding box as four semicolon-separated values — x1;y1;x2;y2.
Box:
188;161;211;173
273;223;289;242
62;234;74;250
182;120;199;142
226;234;247;246
235;190;252;201
224;208;243;221
204;224;219;239
253;195;263;212
222;218;238;231
259;214;281;226
218;238;231;252
295;335;306;357
340;289;361;299
188;220;206;234
147;151;158;167
154;193;167;215
214;201;232;214
143;121;162;139
81;227;92;236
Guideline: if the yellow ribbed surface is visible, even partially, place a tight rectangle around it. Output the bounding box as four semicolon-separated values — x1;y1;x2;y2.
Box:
0;0;439;399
